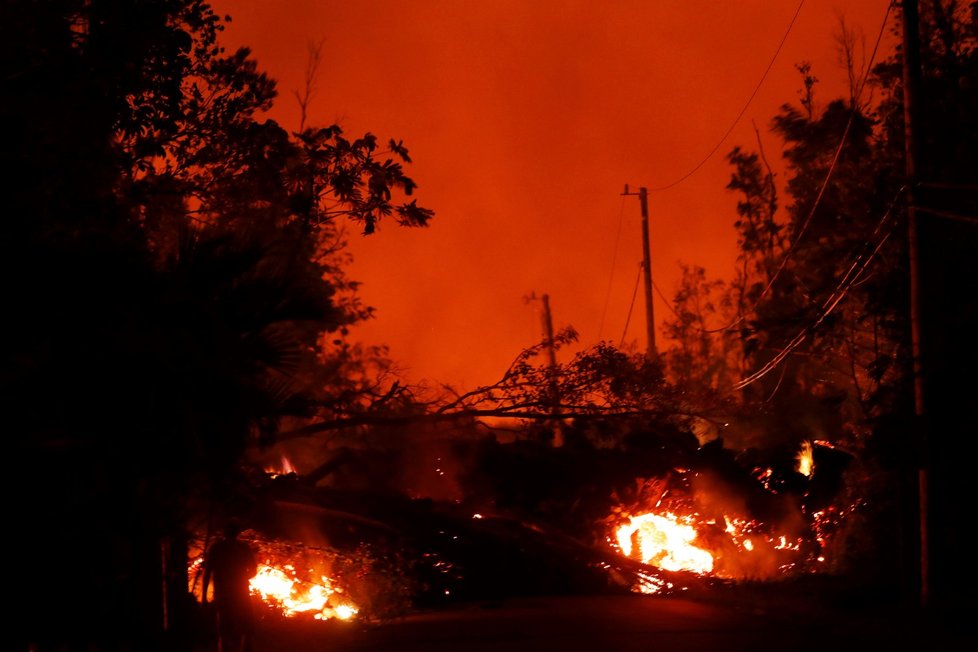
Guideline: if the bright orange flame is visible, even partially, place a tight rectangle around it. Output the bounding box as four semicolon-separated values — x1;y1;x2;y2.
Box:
189;544;358;621
249;563;357;620
796;441;814;477
610;507;822;587
614;512;714;574
264;454;296;477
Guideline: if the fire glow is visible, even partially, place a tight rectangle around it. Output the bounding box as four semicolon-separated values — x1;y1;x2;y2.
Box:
796;441;814;478
614;512;714;575
250;563;357;621
611;508;813;590
264;454;296;478
190;537;358;622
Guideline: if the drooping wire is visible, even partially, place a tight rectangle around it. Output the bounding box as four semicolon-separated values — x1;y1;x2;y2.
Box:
732;229;893;392
916;182;978;190
619;263;643;348
649;0;806;192
699;0;894;336
597;195;627;340
652;278;680;319
914;205;978;225
729;184;906;393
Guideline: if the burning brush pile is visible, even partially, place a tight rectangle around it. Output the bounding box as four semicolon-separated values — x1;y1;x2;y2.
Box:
601;440;857;594
189;533;361;622
605;486;836;593
186;435;860;619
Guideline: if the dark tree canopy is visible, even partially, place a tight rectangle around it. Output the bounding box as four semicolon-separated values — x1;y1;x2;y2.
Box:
3;1;433;647
661;0;978;604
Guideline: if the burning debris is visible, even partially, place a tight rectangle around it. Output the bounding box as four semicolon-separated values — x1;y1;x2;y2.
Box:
185;433;859;621
604;438;858;592
265;454;297;479
607;504;817;592
614;512;714;575
190;532;359;622
250;563;358;621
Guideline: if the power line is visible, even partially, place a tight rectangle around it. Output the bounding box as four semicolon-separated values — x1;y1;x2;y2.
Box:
619;263;643;348
623;1;893;354
692;0;895;337
914;205;978;225
733;190;901;391
745;1;893;308
650;0;805;192
732;225;892;392
730;184;905;393
597;195;627;340
652;278;679;319
916;182;978;191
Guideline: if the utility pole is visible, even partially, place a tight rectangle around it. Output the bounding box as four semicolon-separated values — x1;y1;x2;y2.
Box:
901;0;929;608
623;185;657;360
525;292;563;446
540;293;558;370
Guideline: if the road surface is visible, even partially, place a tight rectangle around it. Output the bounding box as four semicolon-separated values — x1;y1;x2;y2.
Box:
247;593;974;652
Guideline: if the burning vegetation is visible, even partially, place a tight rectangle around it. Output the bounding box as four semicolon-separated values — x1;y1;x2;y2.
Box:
190;434;859;619
600;437;857;593
189;533;359;622
607;502;818;593
14;2;978;650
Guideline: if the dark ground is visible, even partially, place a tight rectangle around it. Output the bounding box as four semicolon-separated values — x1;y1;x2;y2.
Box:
235;589;974;652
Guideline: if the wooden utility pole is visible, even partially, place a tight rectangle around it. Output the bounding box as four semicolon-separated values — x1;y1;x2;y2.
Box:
901;0;929;607
526;292;563;446
623;185;657;360
540;293;558;370
541;294;563;445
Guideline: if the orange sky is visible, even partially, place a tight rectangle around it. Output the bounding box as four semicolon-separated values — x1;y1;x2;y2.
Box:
215;0;896;391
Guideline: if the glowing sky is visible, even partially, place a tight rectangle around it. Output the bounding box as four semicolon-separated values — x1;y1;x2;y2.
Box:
215;0;896;390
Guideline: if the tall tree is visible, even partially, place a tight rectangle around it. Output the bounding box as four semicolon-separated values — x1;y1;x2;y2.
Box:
662;263;741;398
3;1;433;648
666;0;978;602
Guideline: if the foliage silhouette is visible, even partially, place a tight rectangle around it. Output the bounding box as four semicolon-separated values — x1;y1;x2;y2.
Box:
4;1;433;648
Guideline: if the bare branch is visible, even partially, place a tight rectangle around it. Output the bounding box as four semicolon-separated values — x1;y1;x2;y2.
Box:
294;38;325;132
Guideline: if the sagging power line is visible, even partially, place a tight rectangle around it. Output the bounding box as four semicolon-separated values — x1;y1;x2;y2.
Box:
650;0;806;192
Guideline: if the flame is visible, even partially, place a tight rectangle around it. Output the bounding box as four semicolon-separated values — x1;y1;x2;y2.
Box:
249;563;358;620
610;507;825;588
614;512;714;574
189;538;357;621
796;441;814;477
265;454;296;477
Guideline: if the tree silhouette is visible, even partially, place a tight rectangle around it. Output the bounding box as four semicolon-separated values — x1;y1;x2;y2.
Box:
4;1;433;648
660;0;978;603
